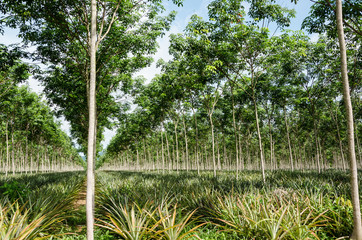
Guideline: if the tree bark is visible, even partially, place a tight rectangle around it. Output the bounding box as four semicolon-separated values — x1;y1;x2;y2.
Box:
161;126;165;174
209;114;217;177
231;86;239;179
86;0;97;238
312;119;321;173
336;0;362;238
182;114;189;172
253;97;265;182
174;120;179;173
329;105;346;170
355;131;362;168
164;129;171;172
267;109;274;171
5;121;9;176
284;105;294;171
192;108;200;175
11;132;15;175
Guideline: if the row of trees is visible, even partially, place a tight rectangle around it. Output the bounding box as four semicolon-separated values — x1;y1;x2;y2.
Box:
101;1;362;238
0;45;83;174
1;0;360;238
1;0;182;238
101;0;361;177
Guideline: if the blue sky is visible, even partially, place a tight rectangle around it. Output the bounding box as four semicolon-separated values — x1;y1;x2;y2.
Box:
0;0;317;148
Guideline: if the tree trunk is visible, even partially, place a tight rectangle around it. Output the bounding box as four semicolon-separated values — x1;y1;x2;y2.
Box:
239;133;244;170
182;114;189;172
329;106;346;170
161;127;165;174
209;114;217;177
11;132;15;175
5;121;9;176
253;97;265;182
355;131;362;168
336;0;362;238
217;136;221;170
223;135;228;171
164;130;171;172
136;149;140;171
86;0;97;238
231;88;239;179
192;108;200;175
174;122;179;173
284;105;294;171
268;114;273;171
312;119;321;173
30;146;33;174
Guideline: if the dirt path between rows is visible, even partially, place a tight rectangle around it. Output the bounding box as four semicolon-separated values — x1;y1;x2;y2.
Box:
74;183;87;209
73;179;87;233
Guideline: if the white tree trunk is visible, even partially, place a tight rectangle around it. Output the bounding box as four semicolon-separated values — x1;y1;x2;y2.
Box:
284;106;294;171
336;0;362;238
6;121;9;176
253;98;265;182
86;0;97;238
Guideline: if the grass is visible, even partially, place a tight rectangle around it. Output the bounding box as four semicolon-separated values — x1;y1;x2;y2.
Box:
0;169;359;239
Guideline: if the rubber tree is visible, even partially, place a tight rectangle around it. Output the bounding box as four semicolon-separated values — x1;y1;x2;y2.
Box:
266;31;311;171
336;0;362;238
295;0;361;237
170;0;295;181
2;1;182;237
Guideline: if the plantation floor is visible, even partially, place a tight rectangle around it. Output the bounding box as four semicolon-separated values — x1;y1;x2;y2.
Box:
1;169;361;239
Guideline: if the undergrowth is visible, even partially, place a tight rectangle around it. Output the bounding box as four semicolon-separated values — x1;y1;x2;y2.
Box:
0;170;358;239
95;170;358;239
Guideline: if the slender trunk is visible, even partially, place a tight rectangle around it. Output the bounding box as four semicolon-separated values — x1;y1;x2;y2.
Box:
231;88;239;179
204;144;207;171
24;139;28;173
22;144;26;174
239;133;244;170
174;122;179;173
318;139;325;170
217;136;221;170
36;146;40;173
5;121;9;176
30;146;33;174
136;149;140;171
155;145;158;171
253;97;265;182
356;131;362;168
284;105;294;171
126;151;129;171
165;130;171;172
209;114;216;177
336;0;362;238
312;119;321;173
267;115;274;171
86;0;97;238
161;127;165;174
11;132;15;175
223;135;228;171
329;106;347;170
182;114;189;172
192;109;200;175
